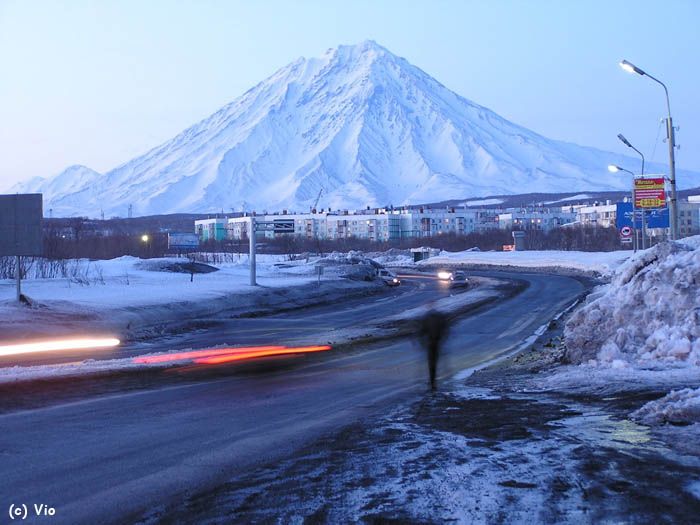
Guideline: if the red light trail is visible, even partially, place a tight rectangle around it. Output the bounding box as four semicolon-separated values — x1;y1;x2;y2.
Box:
133;344;331;366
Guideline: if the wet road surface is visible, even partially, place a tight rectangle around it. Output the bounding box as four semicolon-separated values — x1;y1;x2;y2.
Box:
0;271;584;524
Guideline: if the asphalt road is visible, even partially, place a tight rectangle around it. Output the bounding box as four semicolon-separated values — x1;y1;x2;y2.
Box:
1;272;452;367
0;271;584;524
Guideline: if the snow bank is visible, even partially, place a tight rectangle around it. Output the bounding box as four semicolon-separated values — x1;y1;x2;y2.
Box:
632;387;700;426
419;249;629;277
533;237;700;427
0;254;380;340
564;237;700;368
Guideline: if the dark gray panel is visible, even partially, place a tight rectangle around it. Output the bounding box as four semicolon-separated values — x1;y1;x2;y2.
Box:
0;194;43;256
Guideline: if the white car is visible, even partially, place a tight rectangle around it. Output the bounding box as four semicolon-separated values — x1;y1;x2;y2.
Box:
378;269;401;286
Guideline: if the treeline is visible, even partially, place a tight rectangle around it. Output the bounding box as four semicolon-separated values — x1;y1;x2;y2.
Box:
3;224;627;272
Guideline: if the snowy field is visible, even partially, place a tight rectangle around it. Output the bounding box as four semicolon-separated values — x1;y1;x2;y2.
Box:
0;253;377;341
0;254;315;308
418;248;631;277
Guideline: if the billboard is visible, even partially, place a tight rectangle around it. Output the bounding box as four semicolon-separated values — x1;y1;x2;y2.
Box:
0;194;43;256
634;177;666;209
168;232;199;250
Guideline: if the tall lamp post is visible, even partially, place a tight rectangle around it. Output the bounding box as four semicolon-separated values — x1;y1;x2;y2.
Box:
616;134;646;250
619;60;678;240
609;164;643;250
617;133;645;176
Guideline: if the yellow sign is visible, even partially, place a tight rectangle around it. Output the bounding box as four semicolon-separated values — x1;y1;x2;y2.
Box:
634;177;666;209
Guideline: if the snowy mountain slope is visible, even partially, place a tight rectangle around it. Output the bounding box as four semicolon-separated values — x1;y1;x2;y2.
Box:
9;165;103;215
15;41;700;217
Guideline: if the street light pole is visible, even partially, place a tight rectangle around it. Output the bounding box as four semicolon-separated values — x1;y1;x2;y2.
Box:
620;60;678;240
609;164;641;250
616;134;645;250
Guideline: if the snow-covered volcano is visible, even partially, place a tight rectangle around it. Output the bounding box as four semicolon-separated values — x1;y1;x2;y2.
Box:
15;40;700;217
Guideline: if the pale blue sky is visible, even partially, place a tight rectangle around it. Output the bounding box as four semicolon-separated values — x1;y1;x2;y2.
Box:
1;0;699;189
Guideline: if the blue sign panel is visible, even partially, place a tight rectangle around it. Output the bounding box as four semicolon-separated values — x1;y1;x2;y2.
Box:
616;202;640;228
616;202;669;229
646;207;670;228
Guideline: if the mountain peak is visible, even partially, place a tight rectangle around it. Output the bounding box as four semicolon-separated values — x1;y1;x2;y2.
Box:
319;40;397;73
16;43;700;217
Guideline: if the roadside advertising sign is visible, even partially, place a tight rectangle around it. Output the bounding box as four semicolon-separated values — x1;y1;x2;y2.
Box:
0;194;43;256
634;177;666;209
168;232;200;250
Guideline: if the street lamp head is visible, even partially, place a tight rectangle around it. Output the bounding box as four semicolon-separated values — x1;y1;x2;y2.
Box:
141;234;149;243
617;133;632;148
608;165;621;173
619;59;646;76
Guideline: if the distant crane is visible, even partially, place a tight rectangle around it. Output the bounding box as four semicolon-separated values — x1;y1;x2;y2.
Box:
311;188;323;212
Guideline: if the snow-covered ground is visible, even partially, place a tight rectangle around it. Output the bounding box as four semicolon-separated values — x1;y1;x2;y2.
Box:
2;254;312;308
0;253;376;341
417;248;631;277
536;236;700;427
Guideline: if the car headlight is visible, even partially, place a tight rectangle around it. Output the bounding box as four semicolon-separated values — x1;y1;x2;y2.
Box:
437;271;452;280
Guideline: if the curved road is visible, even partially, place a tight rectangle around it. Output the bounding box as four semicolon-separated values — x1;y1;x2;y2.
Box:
0;271;584;524
2;273;453;367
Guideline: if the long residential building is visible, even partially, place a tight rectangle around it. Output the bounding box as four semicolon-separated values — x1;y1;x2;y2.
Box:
194;197;700;242
200;207;499;242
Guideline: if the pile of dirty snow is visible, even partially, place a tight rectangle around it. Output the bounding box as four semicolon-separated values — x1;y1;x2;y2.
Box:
631;386;700;425
540;237;700;427
564;237;700;368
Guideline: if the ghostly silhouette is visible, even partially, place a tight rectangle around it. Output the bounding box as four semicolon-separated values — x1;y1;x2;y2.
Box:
418;309;450;390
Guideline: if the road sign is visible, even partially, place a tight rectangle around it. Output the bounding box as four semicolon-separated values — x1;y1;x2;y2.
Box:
273;219;295;234
646;207;670;229
253;220;295;233
616;202;646;229
620;238;633;244
634;177;666;209
620;226;632;238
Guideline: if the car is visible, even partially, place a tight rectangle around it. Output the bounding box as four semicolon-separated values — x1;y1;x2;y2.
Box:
449;270;469;286
377;268;401;286
437;270;453;280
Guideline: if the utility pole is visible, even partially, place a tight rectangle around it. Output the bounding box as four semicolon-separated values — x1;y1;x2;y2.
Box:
15;255;21;302
666;116;678;240
249;216;256;286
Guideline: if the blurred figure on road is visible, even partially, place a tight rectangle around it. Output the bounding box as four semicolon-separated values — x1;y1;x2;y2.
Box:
418;308;450;390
